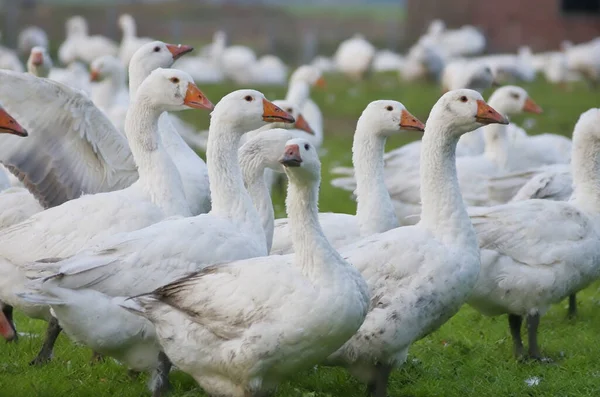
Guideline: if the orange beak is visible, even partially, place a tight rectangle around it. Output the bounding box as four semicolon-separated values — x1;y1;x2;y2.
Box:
522;97;543;114
400;110;425;132
295;113;314;135
315;76;326;88
0;108;27;137
31;52;43;66
90;69;100;82
279;144;302;167
0;309;16;341
166;43;194;61
183;82;214;111
262;98;295;124
476;99;509;125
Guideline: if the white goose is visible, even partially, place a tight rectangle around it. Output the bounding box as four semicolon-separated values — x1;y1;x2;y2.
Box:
121;138;370;397
58;16;118;66
118;14;153;67
271;100;425;255
440;59;494;93
0;68;213;363
90;55;129;132
467;108;600;360
334;34;376;80
17;91;293;388
17;26;48;57
325;89;506;397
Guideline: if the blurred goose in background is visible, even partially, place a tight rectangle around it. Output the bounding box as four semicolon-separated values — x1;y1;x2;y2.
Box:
441;59;494;92
90;55;129;132
17;26;48;57
400;37;445;82
334;34;376;80
58;16;118;65
118;14;153;68
0;37;24;72
565;38;600;88
311;55;336;73
174;30;225;83
467;108;600;360
423;19;486;57
372;50;404;73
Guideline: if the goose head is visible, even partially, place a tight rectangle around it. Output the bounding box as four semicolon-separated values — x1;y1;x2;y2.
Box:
360;100;425;137
289;65;325;88
118;14;136;35
212;89;294;132
90;55;124;82
488;86;542;116
0;107;28;137
272;100;314;135
240;129;298;174
280;138;320;183
430;89;508;136
66;16;88;37
26;46;52;78
130;41;194;77
137;68;213;112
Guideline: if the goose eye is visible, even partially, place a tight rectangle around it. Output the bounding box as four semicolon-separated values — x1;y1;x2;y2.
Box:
510;93;520;100
459;96;468;102
244;95;253;102
153;46;161;52
385;106;393;111
170;77;180;84
286;108;293;113
304;143;310;150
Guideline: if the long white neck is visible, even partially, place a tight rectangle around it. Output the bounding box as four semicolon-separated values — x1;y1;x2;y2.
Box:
286;172;346;280
285;81;310;108
125;96;190;217
128;62;152;99
570;130;600;213
353;119;399;235
206;117;266;248
92;71;126;110
482;96;512;168
122;21;136;38
419;119;476;246
240;151;274;252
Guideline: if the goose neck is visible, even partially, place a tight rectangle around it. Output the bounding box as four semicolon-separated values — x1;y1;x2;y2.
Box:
353;120;399;235
571;132;600;212
207;117;267;248
93;72;126;110
125;96;190;217
240;152;274;252
482;123;510;168
419;120;476;246
287;174;346;280
285;81;310;107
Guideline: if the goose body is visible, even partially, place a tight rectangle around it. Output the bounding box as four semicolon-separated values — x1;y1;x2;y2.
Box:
58;16;118;65
334;34;376;80
121;138;370;397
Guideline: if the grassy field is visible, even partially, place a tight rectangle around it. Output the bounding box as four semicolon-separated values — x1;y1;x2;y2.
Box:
2;74;600;396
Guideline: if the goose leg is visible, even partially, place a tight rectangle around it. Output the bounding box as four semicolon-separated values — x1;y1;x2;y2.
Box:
90;351;105;364
508;314;524;359
1;304;18;342
567;294;577;319
366;363;393;397
526;313;544;361
150;351;172;397
29;316;62;365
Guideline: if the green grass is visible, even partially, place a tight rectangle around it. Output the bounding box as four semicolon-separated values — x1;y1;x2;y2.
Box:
3;75;600;396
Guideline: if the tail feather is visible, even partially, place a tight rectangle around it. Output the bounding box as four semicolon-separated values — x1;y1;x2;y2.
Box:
16;292;66;306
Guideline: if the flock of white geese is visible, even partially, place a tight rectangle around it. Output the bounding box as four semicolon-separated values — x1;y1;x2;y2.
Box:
0;12;598;397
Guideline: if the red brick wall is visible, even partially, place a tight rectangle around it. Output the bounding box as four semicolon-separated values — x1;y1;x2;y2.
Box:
406;0;600;52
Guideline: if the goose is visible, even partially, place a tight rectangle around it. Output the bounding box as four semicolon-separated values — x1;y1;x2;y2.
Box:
250;55;288;85
334;34;376;80
440;59;494;93
174;30;225;84
58;16;118;66
26;46;52;78
17;26;49;57
27;47;92;94
221;45;257;84
466;108;600;360
372;50;404;73
424;20;486;57
0;68;213;364
476;47;536;85
271;100;425;255
400;38;445;83
325;89;506;397
17;91;294;389
565;38;600;88
120;138;370;397
90;55;129;132
118;14;154;68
